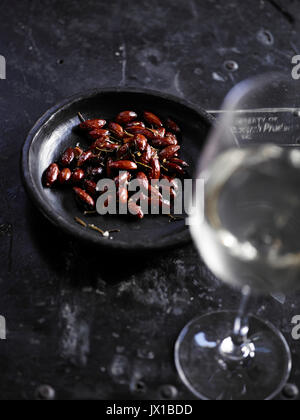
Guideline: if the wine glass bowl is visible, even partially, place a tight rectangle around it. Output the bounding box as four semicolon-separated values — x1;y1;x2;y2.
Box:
194;144;300;293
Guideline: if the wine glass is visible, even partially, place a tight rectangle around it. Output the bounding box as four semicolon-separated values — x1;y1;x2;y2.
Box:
175;73;300;400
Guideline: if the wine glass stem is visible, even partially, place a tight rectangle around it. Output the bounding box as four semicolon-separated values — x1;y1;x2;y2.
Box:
232;285;251;345
219;286;253;362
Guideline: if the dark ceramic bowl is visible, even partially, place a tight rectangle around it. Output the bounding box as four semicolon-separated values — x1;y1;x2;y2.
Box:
22;88;213;250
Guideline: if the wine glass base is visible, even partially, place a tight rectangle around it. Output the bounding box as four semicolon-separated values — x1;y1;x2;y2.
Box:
175;311;292;400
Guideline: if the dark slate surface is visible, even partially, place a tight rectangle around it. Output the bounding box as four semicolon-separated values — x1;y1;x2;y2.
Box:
1;0;300;400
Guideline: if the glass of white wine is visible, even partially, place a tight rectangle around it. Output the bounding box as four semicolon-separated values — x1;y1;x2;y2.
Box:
175;74;300;400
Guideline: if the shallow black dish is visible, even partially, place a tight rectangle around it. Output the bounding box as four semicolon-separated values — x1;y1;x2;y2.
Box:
22;88;213;250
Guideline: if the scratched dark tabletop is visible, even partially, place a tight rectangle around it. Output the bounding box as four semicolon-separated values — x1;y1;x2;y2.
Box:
1;0;300;400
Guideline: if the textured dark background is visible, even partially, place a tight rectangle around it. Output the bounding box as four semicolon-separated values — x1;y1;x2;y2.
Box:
1;0;300;400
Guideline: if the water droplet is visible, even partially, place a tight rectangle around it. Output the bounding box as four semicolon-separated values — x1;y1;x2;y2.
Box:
36;385;55;400
257;29;274;46
160;385;178;399
131;380;147;394
282;384;299;399
224;60;239;72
